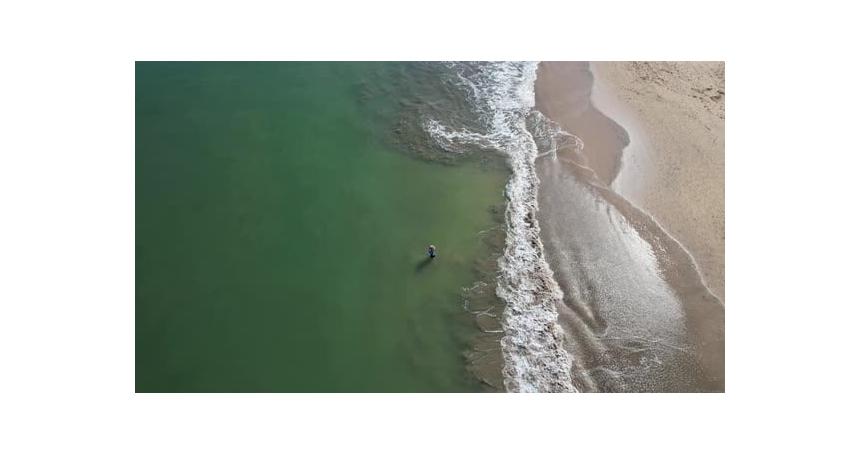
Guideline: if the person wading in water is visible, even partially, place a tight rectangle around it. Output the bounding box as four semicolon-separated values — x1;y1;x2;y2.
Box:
427;244;437;259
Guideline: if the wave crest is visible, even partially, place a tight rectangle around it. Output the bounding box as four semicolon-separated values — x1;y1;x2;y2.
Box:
425;62;576;392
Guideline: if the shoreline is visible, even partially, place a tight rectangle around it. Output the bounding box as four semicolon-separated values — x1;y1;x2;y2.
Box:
592;62;725;302
533;61;724;391
421;62;577;392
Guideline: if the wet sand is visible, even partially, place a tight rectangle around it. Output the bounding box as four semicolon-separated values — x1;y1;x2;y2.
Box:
534;62;724;392
534;62;629;185
592;62;725;302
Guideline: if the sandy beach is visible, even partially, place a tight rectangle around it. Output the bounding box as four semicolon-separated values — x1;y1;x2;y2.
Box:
592;62;725;302
534;62;725;391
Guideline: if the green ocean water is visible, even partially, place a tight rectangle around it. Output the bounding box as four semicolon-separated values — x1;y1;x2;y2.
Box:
136;62;508;392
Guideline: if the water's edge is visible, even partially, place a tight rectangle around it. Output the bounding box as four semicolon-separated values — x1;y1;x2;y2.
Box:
423;62;576;392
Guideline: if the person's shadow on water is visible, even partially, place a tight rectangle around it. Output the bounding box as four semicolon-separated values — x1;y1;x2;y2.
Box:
415;256;434;273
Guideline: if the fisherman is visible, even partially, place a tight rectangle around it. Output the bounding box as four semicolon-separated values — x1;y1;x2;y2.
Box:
427;244;437;259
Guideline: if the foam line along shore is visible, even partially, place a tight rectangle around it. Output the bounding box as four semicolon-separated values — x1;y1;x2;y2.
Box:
424;62;576;392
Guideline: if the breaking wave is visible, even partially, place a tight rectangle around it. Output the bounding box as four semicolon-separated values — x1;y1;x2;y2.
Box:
424;62;576;392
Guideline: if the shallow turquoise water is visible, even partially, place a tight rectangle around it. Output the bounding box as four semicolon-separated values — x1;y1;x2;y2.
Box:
136;62;508;392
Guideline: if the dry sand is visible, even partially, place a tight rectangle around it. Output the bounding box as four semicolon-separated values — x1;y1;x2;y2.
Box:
534;62;725;391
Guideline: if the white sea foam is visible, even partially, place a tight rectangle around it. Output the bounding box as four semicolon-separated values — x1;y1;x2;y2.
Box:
425;62;576;392
424;118;493;153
